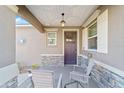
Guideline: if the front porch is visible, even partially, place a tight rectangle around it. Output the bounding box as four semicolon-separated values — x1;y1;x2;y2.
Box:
0;5;124;88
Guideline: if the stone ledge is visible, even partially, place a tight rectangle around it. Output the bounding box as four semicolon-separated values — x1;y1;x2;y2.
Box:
41;55;64;66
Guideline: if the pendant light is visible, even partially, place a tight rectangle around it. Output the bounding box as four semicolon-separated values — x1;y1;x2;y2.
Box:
60;13;66;27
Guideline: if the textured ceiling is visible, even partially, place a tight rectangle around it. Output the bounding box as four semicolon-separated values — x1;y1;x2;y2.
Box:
26;5;98;26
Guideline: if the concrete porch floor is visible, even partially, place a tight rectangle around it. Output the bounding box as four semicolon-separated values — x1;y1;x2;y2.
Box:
39;65;99;88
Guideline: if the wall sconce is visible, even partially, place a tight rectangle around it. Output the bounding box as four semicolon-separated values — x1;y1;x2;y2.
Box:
20;39;25;44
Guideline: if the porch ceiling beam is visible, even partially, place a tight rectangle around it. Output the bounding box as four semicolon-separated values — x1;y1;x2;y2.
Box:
44;26;80;29
17;5;45;33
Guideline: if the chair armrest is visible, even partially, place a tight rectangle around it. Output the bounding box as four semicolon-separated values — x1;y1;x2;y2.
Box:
70;71;88;77
70;71;90;83
72;66;86;74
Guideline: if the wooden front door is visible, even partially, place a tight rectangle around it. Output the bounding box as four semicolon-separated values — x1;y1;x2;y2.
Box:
64;31;77;65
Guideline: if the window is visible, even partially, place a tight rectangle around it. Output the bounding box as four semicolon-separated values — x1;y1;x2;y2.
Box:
47;32;57;46
82;9;108;54
88;21;97;50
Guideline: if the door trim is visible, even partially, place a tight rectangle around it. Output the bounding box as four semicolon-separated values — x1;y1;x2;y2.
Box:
62;29;79;65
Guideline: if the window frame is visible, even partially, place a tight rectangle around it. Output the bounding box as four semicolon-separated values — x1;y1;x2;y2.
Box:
47;31;57;46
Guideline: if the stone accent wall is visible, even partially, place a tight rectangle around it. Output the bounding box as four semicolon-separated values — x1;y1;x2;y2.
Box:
79;55;124;88
0;76;18;88
41;55;64;66
91;64;124;88
0;74;33;88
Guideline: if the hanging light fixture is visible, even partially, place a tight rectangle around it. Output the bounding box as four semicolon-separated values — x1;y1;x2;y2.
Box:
60;13;66;27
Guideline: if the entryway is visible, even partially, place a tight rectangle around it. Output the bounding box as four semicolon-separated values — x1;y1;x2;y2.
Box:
64;31;77;65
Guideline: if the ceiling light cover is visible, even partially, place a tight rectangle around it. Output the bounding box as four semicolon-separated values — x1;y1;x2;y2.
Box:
60;20;66;27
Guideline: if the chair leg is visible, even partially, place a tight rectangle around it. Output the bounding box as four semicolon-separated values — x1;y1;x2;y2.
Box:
78;82;84;88
64;81;89;88
64;81;77;88
30;77;35;88
83;82;89;88
86;82;89;88
77;82;78;88
61;80;62;88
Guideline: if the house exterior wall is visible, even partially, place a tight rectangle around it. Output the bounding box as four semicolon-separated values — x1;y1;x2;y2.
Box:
16;26;81;66
0;6;16;68
16;26;42;66
82;5;124;71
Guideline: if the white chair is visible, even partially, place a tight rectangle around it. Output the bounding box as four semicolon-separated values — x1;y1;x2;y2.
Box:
31;70;63;88
31;70;55;88
64;58;95;88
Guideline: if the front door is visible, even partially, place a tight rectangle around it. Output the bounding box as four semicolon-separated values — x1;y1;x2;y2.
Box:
64;31;77;65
